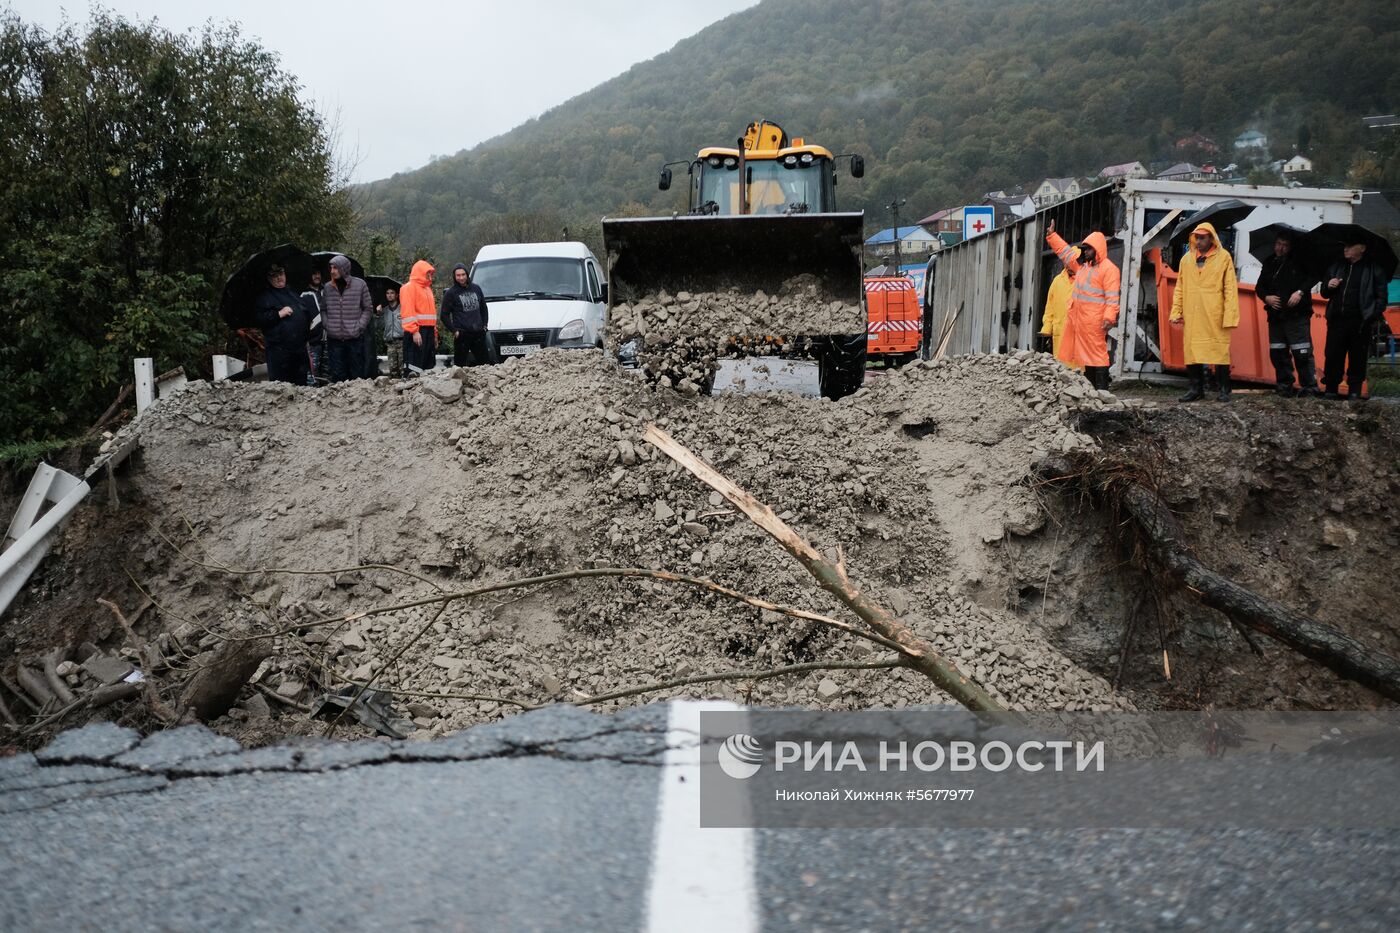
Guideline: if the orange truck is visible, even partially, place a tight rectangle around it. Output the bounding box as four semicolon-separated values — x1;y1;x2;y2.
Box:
865;275;921;366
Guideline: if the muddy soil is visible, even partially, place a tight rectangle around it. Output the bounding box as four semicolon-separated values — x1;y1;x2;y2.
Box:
995;394;1400;710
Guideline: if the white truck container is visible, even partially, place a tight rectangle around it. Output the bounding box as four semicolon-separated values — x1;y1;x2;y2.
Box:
468;242;607;361
924;179;1359;377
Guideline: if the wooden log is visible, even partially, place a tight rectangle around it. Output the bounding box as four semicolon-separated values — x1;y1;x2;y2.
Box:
42;649;76;705
14;664;55;709
178;635;274;721
644;424;1010;717
1040;455;1400;702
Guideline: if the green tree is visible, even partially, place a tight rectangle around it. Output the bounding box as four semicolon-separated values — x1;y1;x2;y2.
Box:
0;11;353;445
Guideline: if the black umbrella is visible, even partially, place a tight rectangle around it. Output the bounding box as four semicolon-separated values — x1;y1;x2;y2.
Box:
219;243;314;330
1247;223;1312;265
365;275;403;309
1168;199;1257;270
310;251;366;282
1303;223;1399;282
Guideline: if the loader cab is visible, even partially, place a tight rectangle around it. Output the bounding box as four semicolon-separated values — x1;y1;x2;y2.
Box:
689;147;838;216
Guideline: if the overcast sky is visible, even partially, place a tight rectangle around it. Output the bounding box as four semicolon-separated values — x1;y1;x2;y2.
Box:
8;0;758;183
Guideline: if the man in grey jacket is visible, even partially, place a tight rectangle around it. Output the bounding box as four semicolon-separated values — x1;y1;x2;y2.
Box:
321;254;374;382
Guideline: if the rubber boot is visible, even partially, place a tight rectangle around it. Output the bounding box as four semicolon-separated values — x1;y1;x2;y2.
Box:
1270;348;1297;397
1215;364;1232;402
1178;364;1205;402
1293;351;1320;397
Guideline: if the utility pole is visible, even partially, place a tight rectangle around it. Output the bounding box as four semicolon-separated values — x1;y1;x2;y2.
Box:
886;198;907;273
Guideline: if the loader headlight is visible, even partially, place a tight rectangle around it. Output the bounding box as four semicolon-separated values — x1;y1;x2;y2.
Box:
558;319;585;341
783;155;798;167
800;153;814;164
723;157;738;169
708;156;722;168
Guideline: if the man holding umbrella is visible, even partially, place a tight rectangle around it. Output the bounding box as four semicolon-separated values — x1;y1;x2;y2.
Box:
255;263;312;385
1255;229;1320;397
1320;235;1391;400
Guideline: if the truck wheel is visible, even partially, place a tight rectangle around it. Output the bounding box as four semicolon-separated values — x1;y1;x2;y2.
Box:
817;335;867;400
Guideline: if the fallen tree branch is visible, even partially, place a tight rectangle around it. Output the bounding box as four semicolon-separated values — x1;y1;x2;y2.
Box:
1040;454;1400;702
556;659;904;710
195;565;917;660
19;682;142;736
97;597;177;723
642;424;1009;716
157;520;447;593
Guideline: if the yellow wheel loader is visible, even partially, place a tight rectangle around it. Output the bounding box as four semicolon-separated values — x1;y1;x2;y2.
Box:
602;120;868;399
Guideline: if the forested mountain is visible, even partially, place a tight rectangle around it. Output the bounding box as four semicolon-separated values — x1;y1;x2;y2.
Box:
355;0;1399;263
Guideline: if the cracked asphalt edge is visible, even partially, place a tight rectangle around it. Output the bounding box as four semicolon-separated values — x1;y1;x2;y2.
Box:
0;703;674;816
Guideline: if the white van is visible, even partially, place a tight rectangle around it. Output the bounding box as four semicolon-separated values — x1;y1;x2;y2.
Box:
468;242;607;360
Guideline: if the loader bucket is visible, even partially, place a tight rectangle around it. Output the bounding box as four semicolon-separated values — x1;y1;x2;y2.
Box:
602;212;866;319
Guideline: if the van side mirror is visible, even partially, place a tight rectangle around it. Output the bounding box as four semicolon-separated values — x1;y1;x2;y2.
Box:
599;282;609;304
850;155;865;179
659;168;672;191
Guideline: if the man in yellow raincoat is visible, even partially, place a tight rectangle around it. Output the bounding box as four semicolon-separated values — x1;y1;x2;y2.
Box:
1045;219;1120;389
1170;222;1239;402
1038;267;1082;371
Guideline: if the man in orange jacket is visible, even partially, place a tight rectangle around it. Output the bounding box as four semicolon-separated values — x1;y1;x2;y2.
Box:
399;259;438;372
1045;219;1121;390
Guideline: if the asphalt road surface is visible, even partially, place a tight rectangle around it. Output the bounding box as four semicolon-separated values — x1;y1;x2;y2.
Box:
2;701;1398;931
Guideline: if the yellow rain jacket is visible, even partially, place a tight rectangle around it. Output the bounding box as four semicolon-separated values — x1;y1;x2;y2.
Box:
1039;268;1081;370
1045;229;1121;367
1170;222;1239;365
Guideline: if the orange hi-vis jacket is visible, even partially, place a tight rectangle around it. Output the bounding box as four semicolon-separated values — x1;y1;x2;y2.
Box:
400;260;438;334
1046;229;1121;368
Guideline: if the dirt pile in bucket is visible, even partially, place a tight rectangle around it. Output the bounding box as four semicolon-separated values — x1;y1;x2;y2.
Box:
605;273;864;390
5;349;1137;745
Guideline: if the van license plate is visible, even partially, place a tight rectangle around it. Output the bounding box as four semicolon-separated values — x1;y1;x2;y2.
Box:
499;345;541;356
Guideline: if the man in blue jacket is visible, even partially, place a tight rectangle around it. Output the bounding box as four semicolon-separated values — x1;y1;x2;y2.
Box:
255;263;312;385
442;263;492;366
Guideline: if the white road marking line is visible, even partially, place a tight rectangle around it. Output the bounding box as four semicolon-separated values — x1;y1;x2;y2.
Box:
646;700;758;933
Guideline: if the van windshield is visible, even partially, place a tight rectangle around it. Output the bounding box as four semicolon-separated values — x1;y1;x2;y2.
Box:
472;258;588;301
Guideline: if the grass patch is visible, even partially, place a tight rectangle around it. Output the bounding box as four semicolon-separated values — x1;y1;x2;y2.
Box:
0;436;87;473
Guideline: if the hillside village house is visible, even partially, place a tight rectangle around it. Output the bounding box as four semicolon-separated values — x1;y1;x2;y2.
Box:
1175;132;1220;155
1283;154;1314;176
1097;161;1148;181
1157;162;1216;182
1032;177;1081;206
1233;130;1269;151
865;225;940;260
917;207;963;236
983;194;1035;223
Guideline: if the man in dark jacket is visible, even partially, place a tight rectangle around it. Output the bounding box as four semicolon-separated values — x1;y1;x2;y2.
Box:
255;263;312;385
1255;231;1320;396
441;263;492;366
1319;239;1389;400
321;254;374;382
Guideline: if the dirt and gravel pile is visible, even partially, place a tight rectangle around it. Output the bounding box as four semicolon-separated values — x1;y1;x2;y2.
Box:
606;273;864;389
6;349;1138;744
